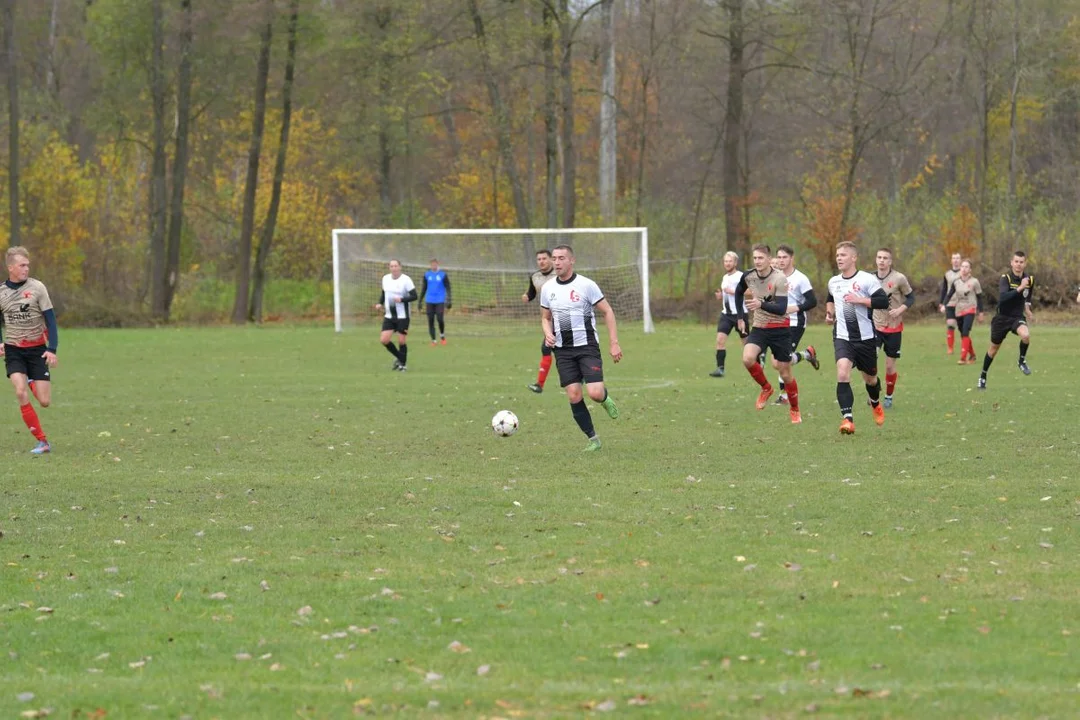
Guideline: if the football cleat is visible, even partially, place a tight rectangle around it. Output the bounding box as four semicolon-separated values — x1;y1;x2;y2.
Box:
774;394;789;406
1018;361;1031;375
839;418;855;435
872;403;885;426
583;437;603;452
805;345;820;370
789;409;802;424
441;338;447;345
30;440;51;455
602;396;620;419
977;376;986;390
391;359;402;371
527;383;543;394
755;386;775;410
709;367;725;378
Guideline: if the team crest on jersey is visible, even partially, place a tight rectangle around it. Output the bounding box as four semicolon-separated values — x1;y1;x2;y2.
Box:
22;291;31;299
852;282;861;292
570;289;580;302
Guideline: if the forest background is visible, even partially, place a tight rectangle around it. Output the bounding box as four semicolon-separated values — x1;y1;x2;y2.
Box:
2;0;1079;326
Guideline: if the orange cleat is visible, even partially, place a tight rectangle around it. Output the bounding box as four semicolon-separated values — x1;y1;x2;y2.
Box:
441;338;447;345
872;403;885;426
839;418;855;435
756;385;775;410
790;409;802;424
957;355;968;365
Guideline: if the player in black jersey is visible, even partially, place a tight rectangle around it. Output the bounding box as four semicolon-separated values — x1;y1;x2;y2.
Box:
978;251;1034;389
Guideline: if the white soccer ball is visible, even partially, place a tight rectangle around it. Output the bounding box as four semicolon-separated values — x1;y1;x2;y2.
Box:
491;410;519;437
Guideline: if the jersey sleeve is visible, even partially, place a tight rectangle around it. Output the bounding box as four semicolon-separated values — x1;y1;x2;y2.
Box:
772;273;789;298
586;278;605;305
36;283;54;313
405;276;416;293
899;273;913;296
539;283;550;309
864;273;883;296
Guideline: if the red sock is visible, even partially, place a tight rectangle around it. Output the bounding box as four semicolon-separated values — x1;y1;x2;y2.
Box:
21;403;46;442
886;372;897;396
967;339;976;359
748;362;770;388
786;378;799;411
537;355;553;388
947;328;955;352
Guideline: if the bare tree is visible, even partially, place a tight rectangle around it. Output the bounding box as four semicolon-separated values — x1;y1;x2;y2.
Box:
2;0;18;245
231;2;273;325
164;0;195;319
149;0;169;319
598;0;616;223
722;0;746;257
541;0;559;226
250;0;300;323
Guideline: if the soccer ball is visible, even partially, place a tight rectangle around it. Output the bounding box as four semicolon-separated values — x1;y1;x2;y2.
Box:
491;410;519;437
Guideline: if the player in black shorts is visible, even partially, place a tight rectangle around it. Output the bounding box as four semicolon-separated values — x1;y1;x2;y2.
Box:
978;251;1034;389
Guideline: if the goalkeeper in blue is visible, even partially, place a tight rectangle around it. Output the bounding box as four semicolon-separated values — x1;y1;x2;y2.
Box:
420;258;451;345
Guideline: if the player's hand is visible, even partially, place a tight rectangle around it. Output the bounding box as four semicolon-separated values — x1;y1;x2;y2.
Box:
42;351;57;368
888;306;905;319
736;319;746;334
714;289;723;300
824;313;834;325
745;298;761;312
446;302;452;310
610;341;622;363
1018;277;1030;290
0;345;5;357
392;296;401;303
521;293;530;303
938;304;945;314
544;331;556;347
977;312;984;323
374;303;383;311
843;292;865;306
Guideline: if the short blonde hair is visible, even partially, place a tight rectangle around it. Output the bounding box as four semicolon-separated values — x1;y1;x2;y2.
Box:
836;241;858;255
6;246;29;266
723;251;739;263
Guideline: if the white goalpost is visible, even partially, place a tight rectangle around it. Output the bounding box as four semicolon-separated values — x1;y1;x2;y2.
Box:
331;227;654;334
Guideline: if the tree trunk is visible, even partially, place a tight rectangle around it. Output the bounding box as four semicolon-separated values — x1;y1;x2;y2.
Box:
598;0;616;223
684;125;724;296
375;5;393;225
250;0;299;323
558;0;576;228
164;0;194;319
467;0;531;234
3;0;18;246
722;0;746;256
149;0;169;319
45;0;58;94
231;5;273;325
542;2;558;227
1006;0;1020;226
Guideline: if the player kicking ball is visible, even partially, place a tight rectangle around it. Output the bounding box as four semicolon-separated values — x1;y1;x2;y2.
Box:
540;245;621;451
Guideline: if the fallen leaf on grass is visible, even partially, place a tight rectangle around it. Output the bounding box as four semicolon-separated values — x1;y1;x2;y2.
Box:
16;692;34;702
424;671;443;683
297;605;313;616
208;592;227;600
852;688;891;699
596;699;617;712
627;695;650;706
447;641;471;654
784;562;802;572
259;580;270;591
477;664;491;676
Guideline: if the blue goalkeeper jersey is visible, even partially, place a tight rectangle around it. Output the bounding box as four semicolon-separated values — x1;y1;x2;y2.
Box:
423;269;450;304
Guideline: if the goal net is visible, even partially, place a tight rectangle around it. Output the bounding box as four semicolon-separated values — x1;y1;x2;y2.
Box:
332;228;654;334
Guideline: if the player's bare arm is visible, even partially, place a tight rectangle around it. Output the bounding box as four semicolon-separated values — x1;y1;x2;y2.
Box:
595;298;621;363
824;298;835;324
541;307;556;347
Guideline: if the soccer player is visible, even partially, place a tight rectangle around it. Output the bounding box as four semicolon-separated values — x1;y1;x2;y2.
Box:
0;247;58;454
734;244;802;424
825;241;889;435
943;259;983;365
540;245;621;451
871;247;915;408
523;249;557;393
709;251;746;378
978;251;1034;389
420;258;451;345
374;259;417;371
938;252;963;354
772;245;819;404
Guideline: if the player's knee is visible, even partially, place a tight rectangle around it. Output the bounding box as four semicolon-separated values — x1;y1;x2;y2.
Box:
587;385;605;402
14;389;30;405
37;396;50;408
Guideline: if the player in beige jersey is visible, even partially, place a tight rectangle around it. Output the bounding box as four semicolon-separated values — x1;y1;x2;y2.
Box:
943;259;984;365
522;249;557;393
938;252;963;354
871;248;914;408
734;244;802;423
0;247;58;454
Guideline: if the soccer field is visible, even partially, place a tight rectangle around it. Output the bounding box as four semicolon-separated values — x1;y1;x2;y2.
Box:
2;323;1077;718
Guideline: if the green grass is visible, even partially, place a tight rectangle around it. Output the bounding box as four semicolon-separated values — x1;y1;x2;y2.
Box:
2;322;1078;718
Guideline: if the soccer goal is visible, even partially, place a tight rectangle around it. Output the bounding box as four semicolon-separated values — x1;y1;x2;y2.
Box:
331;227;654;334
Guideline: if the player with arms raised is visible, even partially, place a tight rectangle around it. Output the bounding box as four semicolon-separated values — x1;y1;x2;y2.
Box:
871;247;914;408
709;251;746;378
540;245;621;451
374;259;417;371
826;242;889;434
523;249;557;393
978;250;1034;389
938;252;963;354
0;246;58;454
734;244;802;424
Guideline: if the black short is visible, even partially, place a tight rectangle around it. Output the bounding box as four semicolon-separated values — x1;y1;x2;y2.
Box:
875;330;902;359
834;338;878;376
716;314;747;338
425;303;445;316
789;325;806;351
990;315;1025;345
4;344;51;382
553;345;604;387
945;306;957;321
957;313;976;337
745;326;792;363
381;318;410;334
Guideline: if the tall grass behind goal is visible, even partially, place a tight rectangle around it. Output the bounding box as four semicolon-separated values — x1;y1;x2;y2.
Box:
332;228;654;334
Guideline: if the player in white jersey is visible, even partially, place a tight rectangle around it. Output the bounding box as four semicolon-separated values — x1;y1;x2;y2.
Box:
540;245;622;452
374;259;417;371
710;251;747;378
772;245;820;403
825;242;889;435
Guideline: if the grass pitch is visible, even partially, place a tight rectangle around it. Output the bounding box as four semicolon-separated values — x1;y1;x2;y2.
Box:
2;322;1078;718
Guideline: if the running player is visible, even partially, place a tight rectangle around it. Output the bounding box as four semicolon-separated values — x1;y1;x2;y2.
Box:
978;251;1034;389
871;247;914;408
523;249;557;393
944;259;983;365
710;251;746;378
772;245;819;404
938;252;963;354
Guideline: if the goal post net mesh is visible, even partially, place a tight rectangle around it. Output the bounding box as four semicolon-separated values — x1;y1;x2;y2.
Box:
332;229;653;335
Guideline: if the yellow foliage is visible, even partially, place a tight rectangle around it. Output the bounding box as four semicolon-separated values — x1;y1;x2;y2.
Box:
938;204;980;263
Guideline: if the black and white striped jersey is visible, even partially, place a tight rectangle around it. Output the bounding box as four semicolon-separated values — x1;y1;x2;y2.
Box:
720;270;745;316
540;273;605;348
828;270;881;342
784;269;813;328
380;273;416;320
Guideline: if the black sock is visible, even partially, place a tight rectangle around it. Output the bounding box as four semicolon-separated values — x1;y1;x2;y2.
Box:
571;400;596;439
837;382;854;418
1019;341;1029;364
866;378;881;407
982;353;994;376
779;377;786;392
399;343;408;366
716;349;726;369
438;315;445;336
384;342;402;361
428;316;436;341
